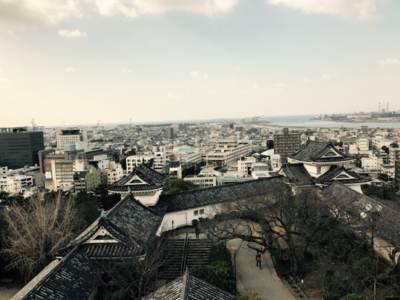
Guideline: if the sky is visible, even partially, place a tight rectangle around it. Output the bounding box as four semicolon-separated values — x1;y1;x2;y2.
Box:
1;0;400;127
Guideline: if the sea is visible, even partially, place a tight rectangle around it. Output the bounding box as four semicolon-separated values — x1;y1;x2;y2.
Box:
63;114;399;129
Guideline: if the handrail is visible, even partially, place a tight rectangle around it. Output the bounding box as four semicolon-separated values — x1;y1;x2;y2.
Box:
180;233;189;275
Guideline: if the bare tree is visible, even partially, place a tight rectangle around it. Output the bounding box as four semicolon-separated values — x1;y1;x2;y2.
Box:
101;234;170;300
209;182;349;277
1;192;79;279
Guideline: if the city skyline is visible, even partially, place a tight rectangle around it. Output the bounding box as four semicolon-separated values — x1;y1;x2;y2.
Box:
1;0;400;127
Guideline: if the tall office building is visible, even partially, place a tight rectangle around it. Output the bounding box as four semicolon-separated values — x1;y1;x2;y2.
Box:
166;127;174;139
0;128;44;169
361;125;368;134
273;128;301;162
56;128;87;149
178;124;187;132
395;160;400;191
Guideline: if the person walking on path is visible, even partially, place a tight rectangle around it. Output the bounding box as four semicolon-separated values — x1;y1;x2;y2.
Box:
256;251;262;269
195;227;200;239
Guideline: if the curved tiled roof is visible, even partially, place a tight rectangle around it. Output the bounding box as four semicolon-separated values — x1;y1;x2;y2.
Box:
314;166;371;185
288;140;355;163
58;193;165;258
143;269;235;300
108;164;167;192
278;164;372;187
279;164;314;186
324;182;400;248
160;176;285;213
18;246;104;300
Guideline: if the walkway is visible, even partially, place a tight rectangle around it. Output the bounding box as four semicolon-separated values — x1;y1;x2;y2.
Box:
227;239;294;300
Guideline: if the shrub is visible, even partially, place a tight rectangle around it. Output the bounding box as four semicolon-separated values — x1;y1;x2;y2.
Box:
324;269;353;300
348;248;386;282
191;261;235;294
237;291;267;300
340;294;366;300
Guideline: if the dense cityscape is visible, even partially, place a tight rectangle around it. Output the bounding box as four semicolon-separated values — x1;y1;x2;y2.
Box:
1;118;400;299
2;0;400;299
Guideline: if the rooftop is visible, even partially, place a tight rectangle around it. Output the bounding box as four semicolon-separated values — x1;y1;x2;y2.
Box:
160;176;284;213
288;140;355;163
143;269;235;300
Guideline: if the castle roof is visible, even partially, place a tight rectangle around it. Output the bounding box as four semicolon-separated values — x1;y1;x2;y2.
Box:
143;269;235;300
58;193;165;258
288;140;355;163
160;176;285;213
108;163;168;192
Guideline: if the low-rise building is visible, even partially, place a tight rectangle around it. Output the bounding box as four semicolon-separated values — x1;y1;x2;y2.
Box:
168;161;182;179
206;140;252;167
126;155;155;174
184;175;216;188
237;156;256;175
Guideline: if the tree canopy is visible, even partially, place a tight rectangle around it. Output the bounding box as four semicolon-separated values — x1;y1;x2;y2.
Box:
163;179;197;194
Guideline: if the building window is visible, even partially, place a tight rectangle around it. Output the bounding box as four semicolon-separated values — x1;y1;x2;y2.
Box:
194;210;198;216
200;209;204;215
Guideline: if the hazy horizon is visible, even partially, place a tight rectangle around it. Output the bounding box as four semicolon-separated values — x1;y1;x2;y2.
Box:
1;0;399;127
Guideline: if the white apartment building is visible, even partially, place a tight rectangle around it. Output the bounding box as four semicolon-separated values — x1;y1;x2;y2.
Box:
184;175;217;188
169;161;182;179
271;154;282;172
56;128;88;149
206;140;252;167
0;174;34;194
126;155;155;174
361;153;383;171
237;157;256;175
356;137;369;151
107;164;124;185
154;151;167;173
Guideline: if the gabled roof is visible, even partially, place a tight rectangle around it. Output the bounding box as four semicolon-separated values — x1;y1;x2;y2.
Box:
288;140;355;163
314;166;371;185
58;193;165;258
278;164;314;186
278;164;371;187
160;176;285;213
143;269;235;300
109;164;167;192
14;246;104;300
324;182;400;248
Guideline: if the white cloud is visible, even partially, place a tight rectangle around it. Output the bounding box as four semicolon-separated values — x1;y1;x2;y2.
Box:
58;29;87;38
0;78;9;83
90;0;239;18
266;0;383;20
64;68;75;72
0;0;82;27
190;71;208;79
379;58;399;65
322;72;336;80
275;83;286;88
120;68;132;74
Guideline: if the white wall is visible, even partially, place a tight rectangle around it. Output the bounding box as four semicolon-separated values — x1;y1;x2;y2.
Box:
161;204;222;231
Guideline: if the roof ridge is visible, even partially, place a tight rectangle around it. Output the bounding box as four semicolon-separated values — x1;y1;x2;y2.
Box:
328;181;396;213
105;193;132;218
160;176;284;199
